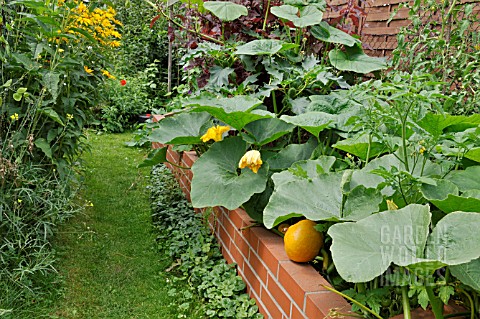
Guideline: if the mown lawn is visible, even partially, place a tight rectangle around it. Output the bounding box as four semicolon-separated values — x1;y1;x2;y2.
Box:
46;132;204;319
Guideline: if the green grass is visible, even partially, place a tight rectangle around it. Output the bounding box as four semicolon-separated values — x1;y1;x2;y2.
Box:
42;132;204;319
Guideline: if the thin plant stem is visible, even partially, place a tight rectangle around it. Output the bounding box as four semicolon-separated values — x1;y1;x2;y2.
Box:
321;284;383;319
262;0;271;31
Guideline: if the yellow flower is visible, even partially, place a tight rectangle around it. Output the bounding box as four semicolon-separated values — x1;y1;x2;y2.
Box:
238;150;262;174
386;200;398;211
200;125;230;142
84;65;94;74
10;113;19;121
58;48;64;53
67;113;74;120
101;69;116;79
419;146;426;154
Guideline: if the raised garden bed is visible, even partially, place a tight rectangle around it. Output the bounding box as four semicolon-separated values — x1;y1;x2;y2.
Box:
152;115;354;319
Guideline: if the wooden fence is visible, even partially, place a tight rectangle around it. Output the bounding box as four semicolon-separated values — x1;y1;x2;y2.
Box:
324;0;480;56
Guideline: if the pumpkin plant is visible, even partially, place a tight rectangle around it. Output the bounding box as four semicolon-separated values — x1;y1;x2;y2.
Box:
328;204;480;319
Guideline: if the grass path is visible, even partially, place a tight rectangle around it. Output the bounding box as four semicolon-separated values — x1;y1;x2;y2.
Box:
49;132;201;318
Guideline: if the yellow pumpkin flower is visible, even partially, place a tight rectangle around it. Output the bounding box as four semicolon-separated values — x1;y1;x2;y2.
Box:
238;150;262;174
84;65;94;74
201;125;230;143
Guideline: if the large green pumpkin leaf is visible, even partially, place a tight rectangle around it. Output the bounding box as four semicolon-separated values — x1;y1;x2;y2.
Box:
280;112;335;137
426;212;480;264
328;205;431;283
446;166;480;191
263;170;382;228
267;139;317;170
243;118;295;146
191;137;268;210
417;113;480;137
450;258;480;292
329;44;387;74
333;133;387;160
421;179;480;213
148;112;211;145
465;147;480;163
310;21;360;47
185;96;271;130
203;1;248;21
235;39;284;56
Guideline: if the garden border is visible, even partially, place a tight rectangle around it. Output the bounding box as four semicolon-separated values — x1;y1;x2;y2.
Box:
152;114;355;319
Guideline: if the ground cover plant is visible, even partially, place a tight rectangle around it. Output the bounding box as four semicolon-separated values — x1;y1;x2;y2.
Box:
150;164;263;318
144;0;480;317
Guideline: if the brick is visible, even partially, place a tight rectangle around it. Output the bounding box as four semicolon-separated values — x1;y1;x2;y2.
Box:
233;231;250;261
260;286;287;319
229;208;252;229
290;303;306;319
277;261;330;309
242;227;260;251
229;240;245;270
252;227;289;277
217;224;232;253
254;295;270;319
242;261;264;296
266;272;292;316
220;241;235;265
305;291;354;319
223;214;237;239
246;249;268;285
182;151;198;167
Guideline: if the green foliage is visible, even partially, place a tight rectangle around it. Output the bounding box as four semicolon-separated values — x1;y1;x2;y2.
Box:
150;165;263;319
142;2;480;318
392;0;480;114
0;163;79;314
111;0;170;74
0;1;125;314
99;75;149;132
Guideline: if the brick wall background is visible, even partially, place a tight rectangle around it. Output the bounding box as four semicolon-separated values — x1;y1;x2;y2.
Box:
324;0;480;57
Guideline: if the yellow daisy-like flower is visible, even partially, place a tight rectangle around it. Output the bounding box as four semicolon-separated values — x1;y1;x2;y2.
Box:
101;69;116;79
67;113;74;120
10;113;19;121
200;125;230;143
84;65;94;74
238;150;262;174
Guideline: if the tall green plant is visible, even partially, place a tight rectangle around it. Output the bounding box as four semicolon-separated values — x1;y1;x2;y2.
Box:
392;0;480;114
